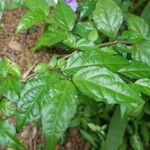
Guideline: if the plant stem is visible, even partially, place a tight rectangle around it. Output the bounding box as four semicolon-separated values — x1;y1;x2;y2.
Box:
99;40;133;47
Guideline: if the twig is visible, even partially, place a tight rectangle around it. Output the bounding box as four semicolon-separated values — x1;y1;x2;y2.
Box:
99;40;133;47
22;60;40;80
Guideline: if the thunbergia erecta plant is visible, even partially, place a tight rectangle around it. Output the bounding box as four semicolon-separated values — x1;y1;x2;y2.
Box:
0;0;150;150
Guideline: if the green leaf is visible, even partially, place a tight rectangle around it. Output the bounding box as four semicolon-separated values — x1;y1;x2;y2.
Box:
135;78;150;96
93;0;123;38
141;1;150;25
25;0;49;15
33;29;68;51
0;119;26;149
63;51;129;75
0;0;5;19
130;133;144;150
1;76;22;102
17;10;47;32
74;22;98;41
16;72;61;131
125;14;149;41
118;61;150;79
41;80;77;150
54;1;76;31
105;107;128;150
132;40;150;66
73;66;143;106
80;0;96;19
0;100;15;117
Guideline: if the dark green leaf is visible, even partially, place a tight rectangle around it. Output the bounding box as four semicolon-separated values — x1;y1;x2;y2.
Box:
93;0;123;38
73;66;143;106
17;10;47;32
41;80;77;150
105;107;128;150
33;29;68;51
132;40;150;66
0;0;5;19
0;119;26;149
54;1;76;31
118;61;150;79
16;72;61;131
135;78;150;96
63;51;129;75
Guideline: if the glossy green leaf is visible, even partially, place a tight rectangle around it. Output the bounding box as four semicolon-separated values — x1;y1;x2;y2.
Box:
125;14;149;41
0;100;15;117
17;10;47;32
0;119;26;149
132;40;150;66
25;0;49;15
93;0;123;38
1;76;22;102
33;29;68;51
118;61;150;79
41;80;77;150
73;66;143;105
16;72;61;131
54;1;76;31
105;107;128;150
135;78;150;96
63;51;129;75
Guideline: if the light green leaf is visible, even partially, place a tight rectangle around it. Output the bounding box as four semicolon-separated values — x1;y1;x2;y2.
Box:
126;14;149;41
132;40;150;66
105;107;128;150
54;1;76;31
73;66;143;106
41;80;77;150
63;51;129;75
33;29;68;51
25;0;49;15
93;0;123;38
16;72;60;131
17;10;47;32
1;76;22;102
135;78;150;96
0;119;26;149
118;61;150;79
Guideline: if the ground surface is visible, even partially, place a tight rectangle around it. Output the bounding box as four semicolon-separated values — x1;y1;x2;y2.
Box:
0;9;90;150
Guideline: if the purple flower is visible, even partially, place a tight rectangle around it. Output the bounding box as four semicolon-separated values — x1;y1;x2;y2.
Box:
64;0;78;12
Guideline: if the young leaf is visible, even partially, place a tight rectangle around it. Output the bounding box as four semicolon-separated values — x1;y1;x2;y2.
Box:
33;29;68;51
125;14;149;41
54;1;76;31
73;66;143;105
105;107;128;150
135;78;150;96
63;51;129;75
25;0;49;15
93;0;123;38
0;119;26;149
17;10;47;32
118;61;150;79
132;40;150;66
16;72;61;131
41;80;77;150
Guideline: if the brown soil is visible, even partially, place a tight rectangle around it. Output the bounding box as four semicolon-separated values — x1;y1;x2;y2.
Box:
0;9;90;150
